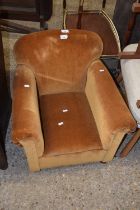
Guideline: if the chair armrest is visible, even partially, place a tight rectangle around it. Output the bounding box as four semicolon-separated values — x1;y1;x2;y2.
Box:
85;60;136;149
12;65;44;157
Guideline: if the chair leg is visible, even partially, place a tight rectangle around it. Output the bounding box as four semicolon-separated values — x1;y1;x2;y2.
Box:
102;0;106;9
120;129;140;158
40;17;48;30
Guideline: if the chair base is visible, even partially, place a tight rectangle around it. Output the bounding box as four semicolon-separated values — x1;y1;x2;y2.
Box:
39;149;106;169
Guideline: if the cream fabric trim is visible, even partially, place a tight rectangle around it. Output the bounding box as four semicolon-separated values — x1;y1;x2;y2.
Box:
121;44;140;124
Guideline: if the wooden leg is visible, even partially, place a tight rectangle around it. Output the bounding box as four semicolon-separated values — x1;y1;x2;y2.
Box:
40;17;48;30
0;131;8;170
120;129;140;158
102;0;106;9
39;0;49;30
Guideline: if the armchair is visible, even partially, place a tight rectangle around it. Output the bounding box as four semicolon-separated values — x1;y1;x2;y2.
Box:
12;29;136;171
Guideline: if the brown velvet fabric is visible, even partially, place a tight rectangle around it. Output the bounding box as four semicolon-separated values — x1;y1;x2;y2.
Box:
39;150;106;169
14;29;103;95
40;92;103;156
12;29;137;171
12;65;44;157
85;60;136;149
66;12;119;56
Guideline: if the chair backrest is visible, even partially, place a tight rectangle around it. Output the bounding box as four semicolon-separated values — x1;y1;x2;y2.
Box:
14;29;103;95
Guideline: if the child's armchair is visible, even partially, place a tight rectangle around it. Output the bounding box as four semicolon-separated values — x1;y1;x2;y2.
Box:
12;29;136;171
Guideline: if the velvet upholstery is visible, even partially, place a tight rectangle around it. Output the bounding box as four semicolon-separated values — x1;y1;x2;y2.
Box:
85;60;136;149
14;29;103;95
12;65;44;157
40;92;102;156
12;29;136;171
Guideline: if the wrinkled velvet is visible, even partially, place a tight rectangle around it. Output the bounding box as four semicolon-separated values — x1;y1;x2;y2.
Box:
40;92;102;156
85;60;136;149
14;29;103;95
12;65;44;157
12;29;136;170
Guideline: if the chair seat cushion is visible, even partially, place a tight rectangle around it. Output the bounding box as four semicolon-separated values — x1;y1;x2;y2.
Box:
40;92;103;156
121;43;140;123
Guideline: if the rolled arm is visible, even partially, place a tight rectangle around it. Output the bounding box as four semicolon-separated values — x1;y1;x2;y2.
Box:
85;60;136;150
12;65;44;156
